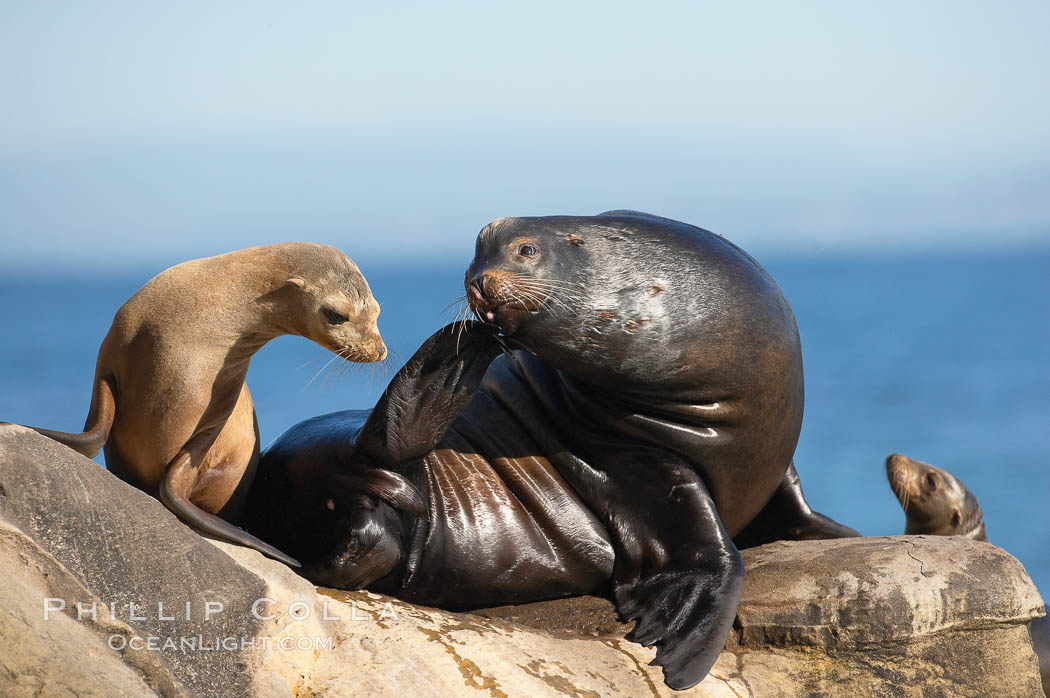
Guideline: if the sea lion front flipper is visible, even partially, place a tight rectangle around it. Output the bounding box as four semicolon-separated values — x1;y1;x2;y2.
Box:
354;320;503;468
607;464;744;691
556;442;744;691
160;451;302;567
300;321;502;588
733;461;861;549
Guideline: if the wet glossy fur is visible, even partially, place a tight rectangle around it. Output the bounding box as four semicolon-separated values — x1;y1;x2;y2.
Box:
250;212;859;689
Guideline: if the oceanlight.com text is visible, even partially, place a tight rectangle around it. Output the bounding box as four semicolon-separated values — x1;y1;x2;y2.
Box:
107;634;335;652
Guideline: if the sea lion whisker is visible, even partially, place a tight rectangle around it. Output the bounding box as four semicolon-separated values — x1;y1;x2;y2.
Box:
322;346;383;387
503;290;545;315
521;287;574;313
517;279;589;299
344;357;375;383
508;287;543;308
448;301;471;328
504;279;554;305
320;354;355;388
297;357;323;371
305;354;341;389
501;275;589;304
511;275;582;292
370;357;395;384
523;290;560;315
455;318;469;355
440;295;468;311
513;275;586;289
897;474;911;514
511;283;577;313
514;278;588;303
439;295;470;319
329;351;352;379
375;354;396;381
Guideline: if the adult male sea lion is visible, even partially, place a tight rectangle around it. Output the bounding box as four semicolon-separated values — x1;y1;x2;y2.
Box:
11;243;386;566
885;453;986;539
251;212;859;689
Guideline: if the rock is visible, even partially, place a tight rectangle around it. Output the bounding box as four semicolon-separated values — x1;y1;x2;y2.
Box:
724;536;1045;696
0;521;161;697
0;424;1045;696
1032;617;1050;695
0;424;268;696
473;537;1047;696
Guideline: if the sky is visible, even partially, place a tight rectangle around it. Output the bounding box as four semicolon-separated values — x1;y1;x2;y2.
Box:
2;1;1049;272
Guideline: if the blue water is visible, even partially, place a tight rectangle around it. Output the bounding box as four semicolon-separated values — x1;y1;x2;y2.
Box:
1;253;1047;594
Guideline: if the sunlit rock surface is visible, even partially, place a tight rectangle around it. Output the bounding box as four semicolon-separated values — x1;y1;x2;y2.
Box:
0;424;1044;696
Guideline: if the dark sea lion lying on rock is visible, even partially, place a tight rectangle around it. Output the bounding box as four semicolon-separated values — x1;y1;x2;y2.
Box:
5;243;386;566
250;212;860;689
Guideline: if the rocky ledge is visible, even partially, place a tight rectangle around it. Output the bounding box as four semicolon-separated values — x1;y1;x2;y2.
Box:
0;424;1044;697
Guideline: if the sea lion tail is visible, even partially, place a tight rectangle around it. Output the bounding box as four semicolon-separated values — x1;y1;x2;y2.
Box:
160;452;302;568
29;376;116;458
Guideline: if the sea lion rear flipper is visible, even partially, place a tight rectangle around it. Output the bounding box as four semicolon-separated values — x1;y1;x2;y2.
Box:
733;461;861;549
354;320;503;467
27;376;116;458
161;452;302;567
603;457;743;691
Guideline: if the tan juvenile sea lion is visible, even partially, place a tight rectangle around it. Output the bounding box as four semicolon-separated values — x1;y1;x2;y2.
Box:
14;243;386;566
885;453;986;539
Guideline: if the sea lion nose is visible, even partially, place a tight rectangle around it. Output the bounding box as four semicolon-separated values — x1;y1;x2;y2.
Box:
885;453;907;475
469;274;490;301
373;337;388;361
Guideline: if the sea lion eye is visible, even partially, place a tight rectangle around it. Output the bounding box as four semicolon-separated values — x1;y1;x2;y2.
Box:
950;510;962;528
924;474;937;491
518;244;539;258
322;307;349;325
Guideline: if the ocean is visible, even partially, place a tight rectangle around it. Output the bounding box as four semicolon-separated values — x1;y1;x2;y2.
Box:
1;252;1047;594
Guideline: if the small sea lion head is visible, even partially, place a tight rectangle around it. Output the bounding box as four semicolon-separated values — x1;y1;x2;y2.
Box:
283;245;387;363
885;453;986;540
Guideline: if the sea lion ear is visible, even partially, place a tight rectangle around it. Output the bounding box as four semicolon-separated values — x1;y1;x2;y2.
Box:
355;321;503;466
285;278;306;290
